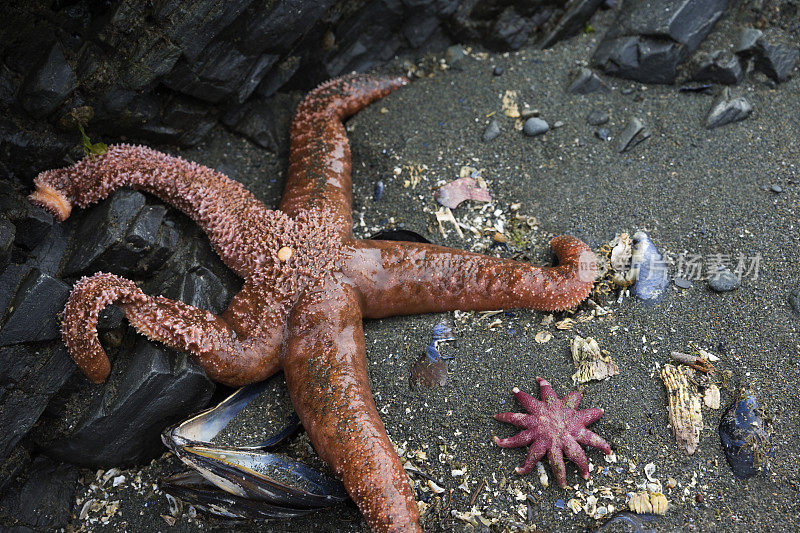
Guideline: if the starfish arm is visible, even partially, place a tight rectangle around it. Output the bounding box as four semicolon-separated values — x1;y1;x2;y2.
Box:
547;446;569;488
574;428;612;454
516;438;548;475
563;436;590;480
62;273;282;386
345;236;596;317
575;407;605;426
282;281;421;533
512;387;543;414
28;144;273;279
493;412;529;428
493;429;535;448
280;74;407;234
536;377;559;403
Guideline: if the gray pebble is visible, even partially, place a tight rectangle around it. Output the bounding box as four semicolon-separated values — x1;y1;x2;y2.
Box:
482;118;501;142
493;66;504;76
553;120;564;128
770;184;783;193
707;267;739;292
789;289;800;315
673;277;692;289
621;87;634;95
523;117;549;137
587;110;609;126
595;127;610;141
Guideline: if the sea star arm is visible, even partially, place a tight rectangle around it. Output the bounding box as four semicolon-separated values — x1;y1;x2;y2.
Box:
345;235;596;316
62;273;283;386
282;280;421;533
28;144;273;280
280;74;407;235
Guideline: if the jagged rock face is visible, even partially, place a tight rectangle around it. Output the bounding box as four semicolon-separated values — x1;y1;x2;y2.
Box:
1;0;592;180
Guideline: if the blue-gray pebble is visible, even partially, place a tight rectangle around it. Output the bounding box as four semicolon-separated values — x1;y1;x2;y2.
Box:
523;117;549;137
707;267;739;292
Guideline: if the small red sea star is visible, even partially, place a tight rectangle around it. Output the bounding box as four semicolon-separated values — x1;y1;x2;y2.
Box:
494;377;611;488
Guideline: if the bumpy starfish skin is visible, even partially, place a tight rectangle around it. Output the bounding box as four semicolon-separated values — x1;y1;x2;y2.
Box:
494;378;612;488
29;74;596;532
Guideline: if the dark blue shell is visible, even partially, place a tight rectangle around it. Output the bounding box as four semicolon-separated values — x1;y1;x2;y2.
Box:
630;231;669;304
719;395;774;479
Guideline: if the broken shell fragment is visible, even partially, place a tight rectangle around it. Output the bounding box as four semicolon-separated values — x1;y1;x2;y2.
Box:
410;322;455;389
704;384;721;409
571;335;619;384
434;177;492;210
661;364;702;455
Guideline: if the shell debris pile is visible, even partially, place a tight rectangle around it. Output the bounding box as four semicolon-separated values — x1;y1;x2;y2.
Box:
571;335;619;384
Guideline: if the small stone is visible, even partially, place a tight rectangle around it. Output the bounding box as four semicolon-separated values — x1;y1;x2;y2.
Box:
20;42;77;118
493;66;504;76
277;246;293;261
553;120;564;128
673;277;692;289
692;50;744;85
523;117;549;137
621;87;634;95
705;88;752;129
595;127;610;141
789;289;800;315
770;184;782;193
615;118;649;153
707;267;739;292
587;110;609;126
568;67;608;94
482;118;501;142
446;45;468;70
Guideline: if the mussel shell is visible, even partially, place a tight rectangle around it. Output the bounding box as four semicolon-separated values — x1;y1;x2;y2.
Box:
160;471;321;519
719;395;774;479
595;510;659;532
176;446;348;507
369;228;431;243
630;231;669;304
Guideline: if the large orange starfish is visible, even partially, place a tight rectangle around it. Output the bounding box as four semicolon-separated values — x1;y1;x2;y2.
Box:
29;74;596;532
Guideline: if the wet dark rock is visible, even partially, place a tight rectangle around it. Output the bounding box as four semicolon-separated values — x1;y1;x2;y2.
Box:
222;93;294;155
38;336;214;467
523;117;549;136
692;50;744;85
0;344;74;463
0;445;30;495
538;0;605;49
491;7;534;50
27;222;72;277
587;109;609;125
592;0;727;84
493;66;504;76
719;394;774;478
446;45;469;70
255;55;302;98
789;288;800;316
707;266;739;292
161;98;218;146
0;218;14;269
12;205;53;252
0;456;79;531
614;117;649;153
19;42;77;118
0;269;71;346
482;118;501;142
736;28;799;83
63;189;147;277
705;88;752;129
595;127;610;141
157;266;237;316
568;67;608;94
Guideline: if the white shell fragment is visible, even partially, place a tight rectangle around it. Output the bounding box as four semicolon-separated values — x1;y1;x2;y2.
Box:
571;336;619;384
661;364;702;455
704;384;721;409
628;491;669;515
